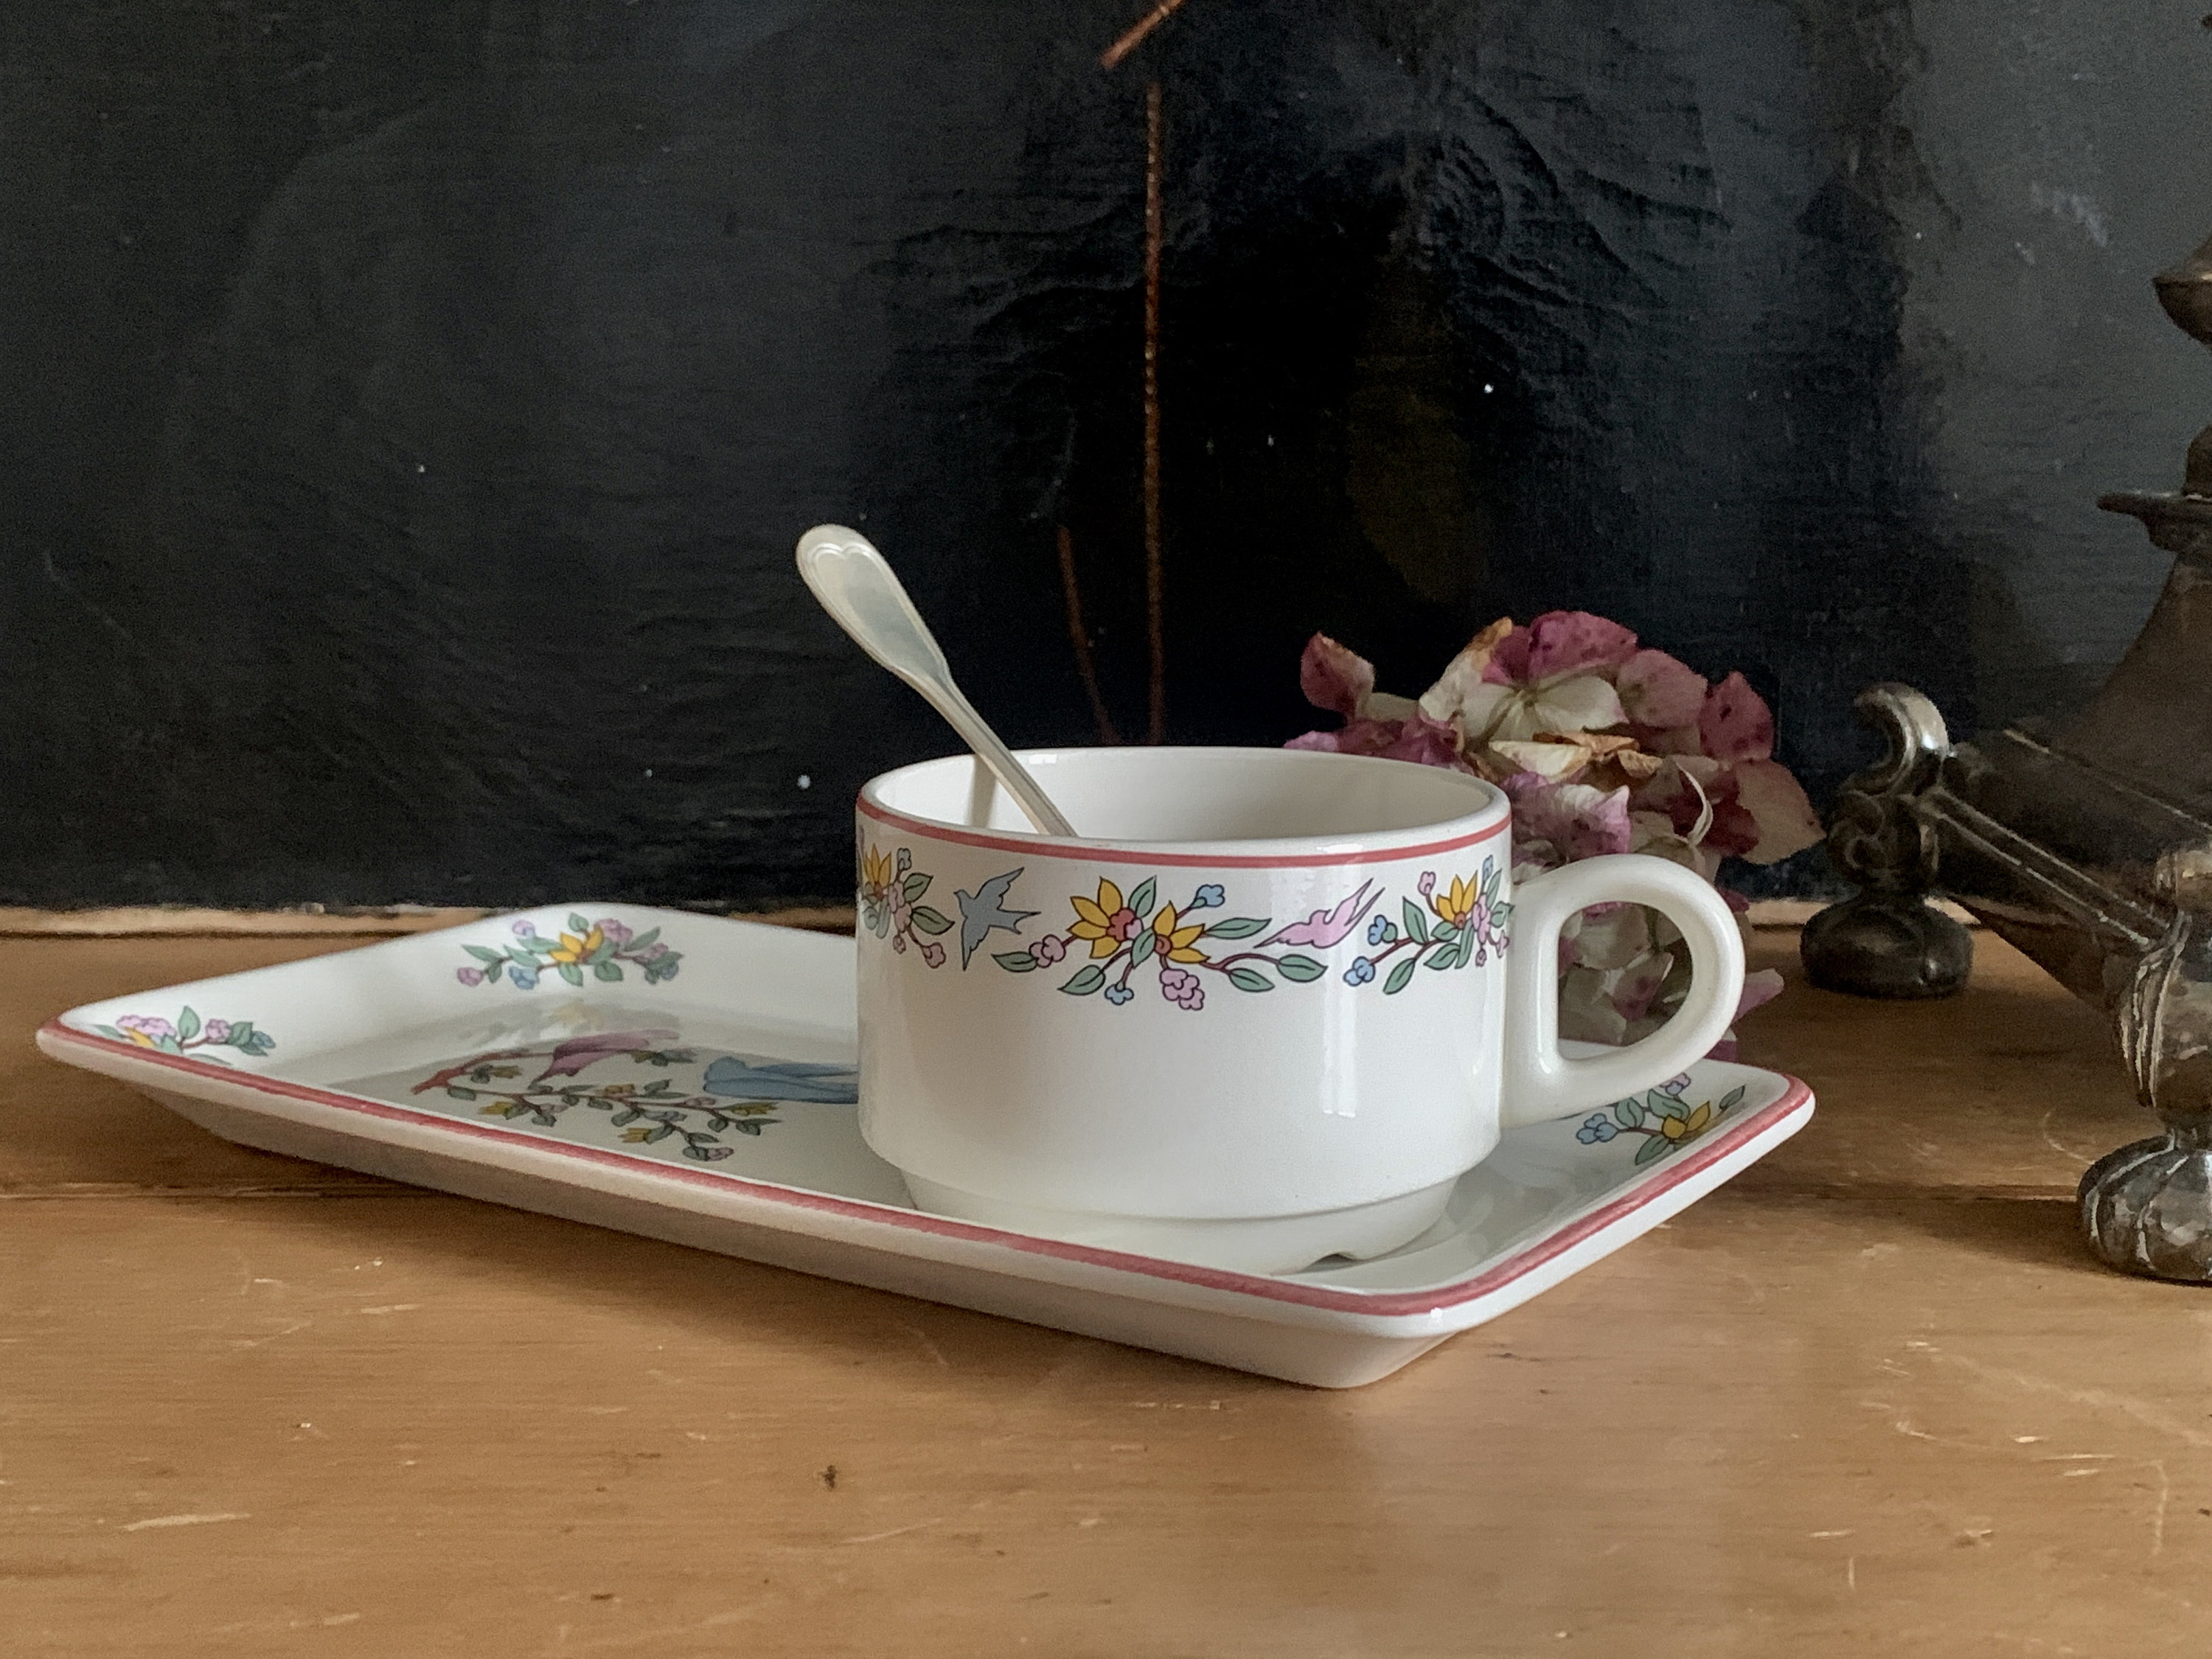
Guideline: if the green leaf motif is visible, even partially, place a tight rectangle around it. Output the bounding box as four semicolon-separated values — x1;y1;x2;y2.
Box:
909;905;953;936
229;1022;257;1048
464;945;503;964
732;1121;766;1136
557;964;585;987
1226;967;1273;993
1130;929;1158;965
1203;917;1269;940
626;928;661;953
1128;877;1158;919
1403;900;1430;945
177;1006;201;1043
1614;1099;1644;1128
901;872;933;902
1383;959;1418;995
1274;954;1324;983
1719;1085;1746;1112
993;950;1039;972
1633;1135;1672;1166
446;1086;478;1101
1060;964;1107;997
568;913;591;935
593;961;623;983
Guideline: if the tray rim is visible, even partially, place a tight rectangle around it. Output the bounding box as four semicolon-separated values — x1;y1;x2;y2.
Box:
38;990;1812;1326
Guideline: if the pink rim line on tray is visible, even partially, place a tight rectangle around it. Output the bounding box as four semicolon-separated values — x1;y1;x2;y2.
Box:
41;1018;1809;1320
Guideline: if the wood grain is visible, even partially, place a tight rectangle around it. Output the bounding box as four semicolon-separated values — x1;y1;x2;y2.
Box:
7;928;2204;1656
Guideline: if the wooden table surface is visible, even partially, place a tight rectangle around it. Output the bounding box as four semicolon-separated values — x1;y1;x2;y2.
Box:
6;927;2207;1656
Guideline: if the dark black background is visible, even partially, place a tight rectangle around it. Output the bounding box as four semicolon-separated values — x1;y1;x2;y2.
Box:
4;1;2207;908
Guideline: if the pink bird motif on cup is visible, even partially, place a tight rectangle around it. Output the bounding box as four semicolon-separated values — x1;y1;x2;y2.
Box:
1256;880;1380;951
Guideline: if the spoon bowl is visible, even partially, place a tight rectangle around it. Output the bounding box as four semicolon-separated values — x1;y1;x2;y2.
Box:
796;525;1077;838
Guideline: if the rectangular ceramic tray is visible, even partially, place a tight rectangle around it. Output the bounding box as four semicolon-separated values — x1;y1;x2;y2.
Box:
38;905;1812;1388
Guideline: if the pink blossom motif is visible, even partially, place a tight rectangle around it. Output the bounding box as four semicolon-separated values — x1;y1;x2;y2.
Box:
115;1014;177;1042
1105;907;1140;942
919;941;946;969
891;931;908;954
597;918;634;947
1158;965;1206;1011
201;1019;232;1043
1418;871;1436;898
1260;880;1380;950
456;967;483;987
1029;935;1067;967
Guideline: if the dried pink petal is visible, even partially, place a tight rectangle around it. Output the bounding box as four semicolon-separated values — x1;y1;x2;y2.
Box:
1735;967;1785;1022
1417;618;1514;725
1699;672;1775;762
1504;774;1634;869
1523;611;1641;682
1489;739;1593;782
1731;758;1825;864
1563;903;1652;970
1380;714;1472;771
1615;649;1708;728
1299;633;1375;719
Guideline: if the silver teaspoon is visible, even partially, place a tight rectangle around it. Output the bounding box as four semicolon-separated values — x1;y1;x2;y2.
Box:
796;524;1078;838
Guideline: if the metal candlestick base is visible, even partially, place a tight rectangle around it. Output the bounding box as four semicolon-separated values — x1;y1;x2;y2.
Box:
1805;229;2212;1281
2081;1135;2212;1281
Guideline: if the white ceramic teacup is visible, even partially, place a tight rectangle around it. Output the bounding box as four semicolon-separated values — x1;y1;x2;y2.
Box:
855;747;1744;1273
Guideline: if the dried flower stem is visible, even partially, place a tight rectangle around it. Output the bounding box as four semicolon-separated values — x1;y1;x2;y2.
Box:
1056;526;1121;745
1144;78;1166;744
1100;0;1193;70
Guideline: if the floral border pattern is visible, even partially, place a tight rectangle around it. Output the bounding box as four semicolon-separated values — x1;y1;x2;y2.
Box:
860;845;1510;1013
93;1007;274;1059
411;1029;856;1162
858;844;952;967
457;915;681;991
1576;1077;1748;1164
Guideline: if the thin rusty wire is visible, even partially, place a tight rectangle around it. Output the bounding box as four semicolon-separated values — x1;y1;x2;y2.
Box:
1100;0;1193;69
1056;526;1122;745
1143;78;1166;744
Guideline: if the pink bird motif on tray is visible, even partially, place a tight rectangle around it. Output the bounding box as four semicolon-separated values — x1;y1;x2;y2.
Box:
1259;880;1380;951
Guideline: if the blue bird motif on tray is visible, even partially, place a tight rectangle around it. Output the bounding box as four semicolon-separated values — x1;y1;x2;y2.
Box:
700;1056;860;1104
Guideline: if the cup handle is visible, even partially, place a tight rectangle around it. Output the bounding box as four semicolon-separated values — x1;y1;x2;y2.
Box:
1499;854;1746;1128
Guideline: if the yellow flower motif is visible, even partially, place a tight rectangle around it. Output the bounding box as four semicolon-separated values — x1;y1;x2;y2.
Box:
1658;1102;1715;1143
860;844;895;895
1430;874;1478;928
1150;902;1208;964
1070;878;1132;959
546;925;604;965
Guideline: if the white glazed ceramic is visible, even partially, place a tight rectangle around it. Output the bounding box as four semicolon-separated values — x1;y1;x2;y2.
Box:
857;748;1747;1273
37;908;1812;1388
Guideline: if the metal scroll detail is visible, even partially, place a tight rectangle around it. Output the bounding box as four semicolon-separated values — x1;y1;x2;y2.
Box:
1798;685;1974;999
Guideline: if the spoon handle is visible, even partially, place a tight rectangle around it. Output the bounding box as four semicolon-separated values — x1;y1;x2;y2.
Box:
796;526;1079;838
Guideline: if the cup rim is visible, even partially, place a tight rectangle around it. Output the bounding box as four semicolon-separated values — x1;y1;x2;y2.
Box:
857;746;1510;869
